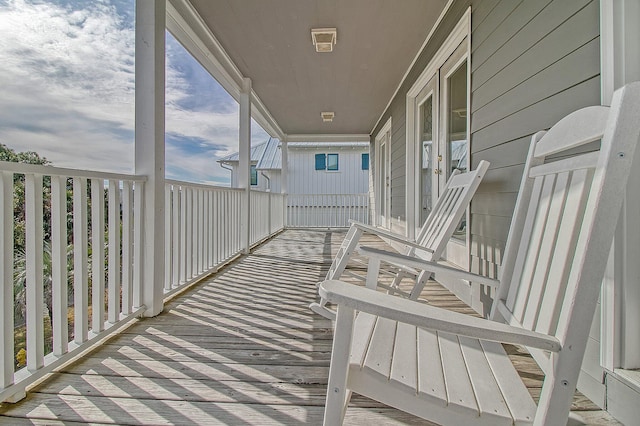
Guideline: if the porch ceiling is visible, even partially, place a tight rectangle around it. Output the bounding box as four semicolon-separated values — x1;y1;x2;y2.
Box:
187;0;448;135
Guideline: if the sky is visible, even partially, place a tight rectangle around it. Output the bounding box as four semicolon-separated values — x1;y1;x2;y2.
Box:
0;0;269;185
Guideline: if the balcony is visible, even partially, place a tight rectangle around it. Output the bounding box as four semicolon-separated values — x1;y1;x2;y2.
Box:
0;220;617;423
0;0;636;423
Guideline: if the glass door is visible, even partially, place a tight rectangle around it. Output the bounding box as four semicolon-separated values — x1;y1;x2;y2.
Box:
413;40;469;267
416;76;438;233
438;41;469;267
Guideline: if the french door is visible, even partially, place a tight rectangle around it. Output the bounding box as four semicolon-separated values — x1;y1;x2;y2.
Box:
415;40;469;267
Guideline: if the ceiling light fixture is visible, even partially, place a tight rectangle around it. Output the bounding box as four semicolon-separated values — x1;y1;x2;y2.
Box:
311;28;337;53
321;112;335;122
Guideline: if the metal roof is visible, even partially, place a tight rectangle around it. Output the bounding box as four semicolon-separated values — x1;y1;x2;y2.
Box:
256;138;282;170
217;141;268;163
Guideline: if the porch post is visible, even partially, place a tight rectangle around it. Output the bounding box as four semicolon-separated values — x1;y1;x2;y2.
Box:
135;0;165;317
239;78;252;253
600;0;640;370
281;135;288;227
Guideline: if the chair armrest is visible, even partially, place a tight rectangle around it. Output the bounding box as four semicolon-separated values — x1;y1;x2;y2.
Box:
358;246;500;288
349;221;434;253
319;280;561;352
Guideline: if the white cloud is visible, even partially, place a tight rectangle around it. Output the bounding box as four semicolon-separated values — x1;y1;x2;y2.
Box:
0;0;136;172
0;0;270;184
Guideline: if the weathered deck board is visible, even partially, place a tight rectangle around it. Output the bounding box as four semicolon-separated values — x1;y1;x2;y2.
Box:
0;229;620;425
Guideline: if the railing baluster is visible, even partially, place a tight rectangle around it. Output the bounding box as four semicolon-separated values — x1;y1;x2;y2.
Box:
25;174;44;371
172;185;180;288
208;190;214;268
193;187;199;275
202;190;209;270
74;178;90;342
198;189;204;273
122;181;133;314
213;191;219;264
164;184;172;292
91;179;104;333
107;180;120;324
186;187;193;279
51;176;68;356
0;172;13;389
180;185;187;284
133;181;143;309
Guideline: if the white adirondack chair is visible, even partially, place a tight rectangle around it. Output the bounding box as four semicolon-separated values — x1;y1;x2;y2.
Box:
319;82;640;425
310;160;490;320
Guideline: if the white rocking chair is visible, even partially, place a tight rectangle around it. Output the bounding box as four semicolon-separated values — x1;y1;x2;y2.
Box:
319;82;640;425
310;160;489;320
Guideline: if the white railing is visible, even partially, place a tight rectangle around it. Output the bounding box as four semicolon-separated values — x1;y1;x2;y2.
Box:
0;167;288;401
287;193;369;228
164;182;286;294
0;161;146;402
250;190;286;244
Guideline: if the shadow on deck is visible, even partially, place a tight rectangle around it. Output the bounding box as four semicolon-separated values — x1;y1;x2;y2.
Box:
0;230;620;425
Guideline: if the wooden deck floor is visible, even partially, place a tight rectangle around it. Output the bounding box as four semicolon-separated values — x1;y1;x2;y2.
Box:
0;229;621;425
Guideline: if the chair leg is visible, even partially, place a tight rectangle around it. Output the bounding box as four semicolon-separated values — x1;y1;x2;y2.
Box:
388;271;407;295
409;270;432;300
324;305;355;426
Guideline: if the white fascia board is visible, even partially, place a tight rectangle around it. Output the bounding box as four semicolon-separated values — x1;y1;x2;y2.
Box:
287;134;371;143
166;0;284;139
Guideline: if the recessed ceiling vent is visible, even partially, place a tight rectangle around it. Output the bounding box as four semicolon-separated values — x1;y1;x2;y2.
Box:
311;28;337;53
321;111;335;122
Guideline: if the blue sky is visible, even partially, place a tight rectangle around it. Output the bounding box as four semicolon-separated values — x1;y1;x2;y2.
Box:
0;0;269;185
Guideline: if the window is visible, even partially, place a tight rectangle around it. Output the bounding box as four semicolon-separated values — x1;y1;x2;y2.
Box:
315;153;339;171
250;165;258;185
362;153;369;170
327;153;339;171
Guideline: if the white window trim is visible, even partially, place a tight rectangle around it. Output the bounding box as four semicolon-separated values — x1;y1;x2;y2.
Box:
405;7;470;241
375;117;392;228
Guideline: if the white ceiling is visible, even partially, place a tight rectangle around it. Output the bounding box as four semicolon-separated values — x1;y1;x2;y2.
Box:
186;0;449;136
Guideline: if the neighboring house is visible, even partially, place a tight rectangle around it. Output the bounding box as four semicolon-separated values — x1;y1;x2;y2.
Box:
218;139;370;195
217;138;276;191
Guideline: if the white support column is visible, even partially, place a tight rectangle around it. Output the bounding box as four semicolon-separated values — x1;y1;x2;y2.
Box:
600;0;640;370
281;136;288;227
239;78;252;253
135;0;165;317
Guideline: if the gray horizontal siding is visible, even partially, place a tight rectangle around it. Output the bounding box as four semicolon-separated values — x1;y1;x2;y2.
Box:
469;0;601;292
370;0;601;295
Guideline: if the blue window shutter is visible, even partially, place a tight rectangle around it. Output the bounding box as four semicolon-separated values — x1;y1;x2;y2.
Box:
315;153;326;170
362;153;370;170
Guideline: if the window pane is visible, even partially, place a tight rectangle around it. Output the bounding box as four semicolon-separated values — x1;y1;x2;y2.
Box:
250;165;258;185
447;61;467;239
327;154;339;171
420;95;434;224
315;153;326;170
448;61;467;174
362;153;369;170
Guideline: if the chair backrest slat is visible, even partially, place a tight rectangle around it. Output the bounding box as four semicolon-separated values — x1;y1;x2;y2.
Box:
411;161;489;261
490;83;640;423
